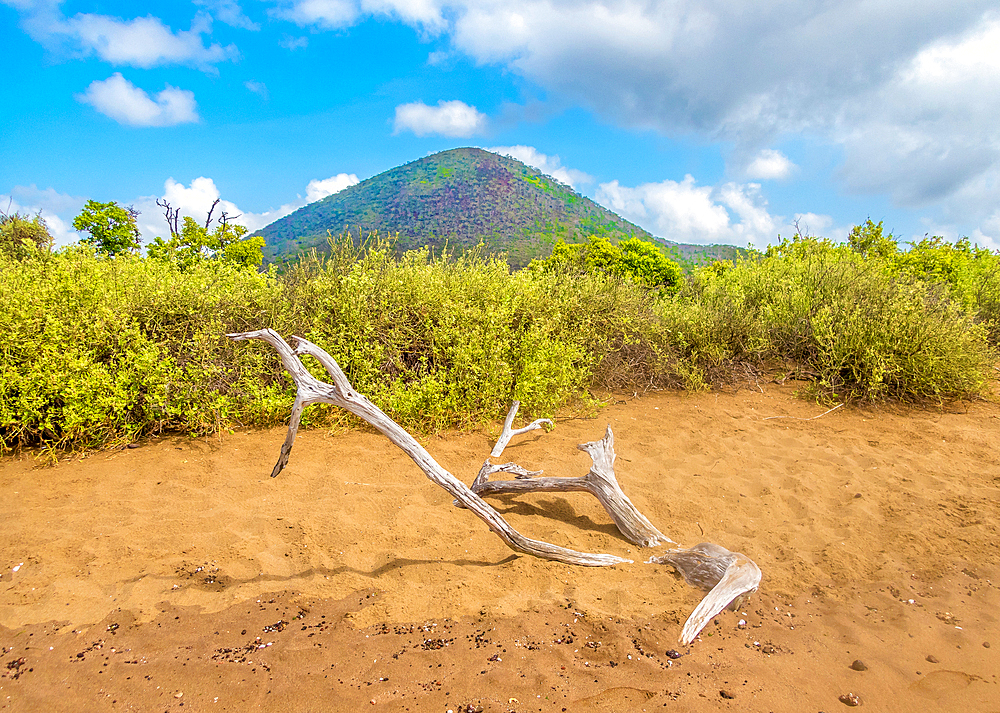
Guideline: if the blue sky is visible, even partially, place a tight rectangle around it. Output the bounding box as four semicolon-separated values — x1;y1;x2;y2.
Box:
3;0;999;251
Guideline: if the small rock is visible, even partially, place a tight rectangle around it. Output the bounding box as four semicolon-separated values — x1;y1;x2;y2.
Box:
761;644;776;654
925;655;939;664
984;642;991;649
854;493;862;498
720;689;736;699
838;692;861;707
665;649;683;659
174;692;183;699
849;659;868;671
738;619;747;629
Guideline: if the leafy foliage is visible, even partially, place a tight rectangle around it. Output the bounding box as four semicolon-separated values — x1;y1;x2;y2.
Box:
1;210;53;259
147;216;264;270
1;223;996;454
72;200;141;256
535;236;683;291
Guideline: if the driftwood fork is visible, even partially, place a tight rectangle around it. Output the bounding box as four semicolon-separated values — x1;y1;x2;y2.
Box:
228;328;761;645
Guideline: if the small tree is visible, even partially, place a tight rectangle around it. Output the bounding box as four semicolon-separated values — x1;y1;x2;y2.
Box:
72;200;141;256
0;209;53;259
537;236;682;292
847;219;897;259
147;212;264;270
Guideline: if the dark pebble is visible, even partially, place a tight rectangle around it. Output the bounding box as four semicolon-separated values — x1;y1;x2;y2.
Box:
925;654;939;663
126;443;140;449
854;493;862;498
720;689;736;699
849;659;867;671
984;642;991;649
665;649;683;659
761;644;776;654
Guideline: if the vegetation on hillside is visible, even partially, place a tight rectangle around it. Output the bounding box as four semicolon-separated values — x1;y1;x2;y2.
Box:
1;216;997;455
258;148;660;267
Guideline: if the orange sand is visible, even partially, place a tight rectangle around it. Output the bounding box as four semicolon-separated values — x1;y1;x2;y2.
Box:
2;385;998;711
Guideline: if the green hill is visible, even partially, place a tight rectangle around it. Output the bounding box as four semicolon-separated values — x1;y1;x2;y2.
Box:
256;147;746;268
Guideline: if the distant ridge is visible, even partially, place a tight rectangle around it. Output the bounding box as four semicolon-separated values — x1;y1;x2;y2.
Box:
256;147;747;268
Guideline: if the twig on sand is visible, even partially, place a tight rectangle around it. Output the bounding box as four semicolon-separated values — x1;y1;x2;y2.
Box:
763;403;843;422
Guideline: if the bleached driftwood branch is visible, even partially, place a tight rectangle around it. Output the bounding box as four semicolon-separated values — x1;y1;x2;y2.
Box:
229;329;762;646
467;423;674;547
476;402;761;644
227;329;627;567
650;543;763;645
490;401;552;457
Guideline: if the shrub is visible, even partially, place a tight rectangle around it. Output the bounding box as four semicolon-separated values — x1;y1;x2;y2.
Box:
0;210;52;259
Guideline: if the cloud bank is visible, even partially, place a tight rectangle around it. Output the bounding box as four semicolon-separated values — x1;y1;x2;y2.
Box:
275;0;1000;237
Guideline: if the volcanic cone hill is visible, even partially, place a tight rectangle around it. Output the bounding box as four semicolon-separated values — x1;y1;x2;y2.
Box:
256;147;746;267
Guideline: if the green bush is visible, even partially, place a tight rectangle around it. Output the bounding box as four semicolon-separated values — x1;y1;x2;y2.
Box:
534;235;683;292
674;233;993;400
0;211;52;259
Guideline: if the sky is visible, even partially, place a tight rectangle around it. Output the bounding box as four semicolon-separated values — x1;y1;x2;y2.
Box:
2;0;999;251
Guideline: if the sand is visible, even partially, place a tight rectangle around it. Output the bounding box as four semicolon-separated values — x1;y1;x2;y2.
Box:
1;384;998;712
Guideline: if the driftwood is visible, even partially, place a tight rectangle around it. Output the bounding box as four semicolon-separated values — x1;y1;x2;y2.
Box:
229;328;762;644
228;329;626;567
464;402;672;548
651;543;763;645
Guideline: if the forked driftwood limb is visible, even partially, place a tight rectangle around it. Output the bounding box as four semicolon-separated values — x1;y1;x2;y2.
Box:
490;401;552;458
650;543;763;645
229;328;762;645
227;329;627;567
466;415;674;547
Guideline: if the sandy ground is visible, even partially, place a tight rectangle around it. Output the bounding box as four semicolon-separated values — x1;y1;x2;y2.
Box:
1;384;999;712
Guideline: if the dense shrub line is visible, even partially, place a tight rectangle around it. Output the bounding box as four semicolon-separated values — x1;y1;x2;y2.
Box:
1;224;997;453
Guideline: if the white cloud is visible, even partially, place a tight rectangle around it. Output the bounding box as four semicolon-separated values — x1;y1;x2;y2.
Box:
14;5;238;69
595;175;783;247
306;173;360;202
743;149;796;180
77;73;199;127
835;15;1000;210
486;145;592;188
194;0;261;30
393;99;487;137
362;0;446;31
244;80;269;98
161;177;242;226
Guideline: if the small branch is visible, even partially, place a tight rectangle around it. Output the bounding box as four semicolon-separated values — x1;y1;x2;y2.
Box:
205;198;220;229
469;426;674;548
490;401;553;458
763;403;843;421
156;198;180;237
